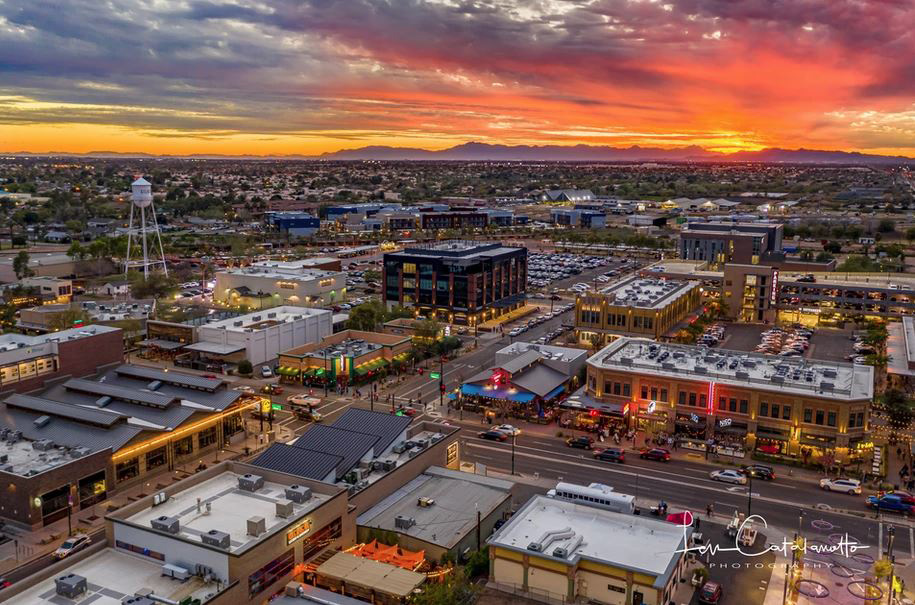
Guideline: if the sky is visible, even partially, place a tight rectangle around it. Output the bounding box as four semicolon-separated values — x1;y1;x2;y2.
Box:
1;0;914;157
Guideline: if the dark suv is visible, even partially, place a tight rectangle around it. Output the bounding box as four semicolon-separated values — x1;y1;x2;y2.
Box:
741;464;776;480
566;436;595;450
594;447;625;463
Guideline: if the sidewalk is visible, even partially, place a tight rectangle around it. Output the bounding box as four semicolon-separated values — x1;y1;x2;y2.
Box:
444;408;831;486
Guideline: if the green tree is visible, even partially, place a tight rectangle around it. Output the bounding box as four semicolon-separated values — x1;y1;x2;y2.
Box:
362;269;381;283
414;318;441;346
67;241;88;260
878;219;895;233
879;389;913;431
347;300;386;331
128;271;177;300
12;250;34;279
412;575;477;605
237;359;253;375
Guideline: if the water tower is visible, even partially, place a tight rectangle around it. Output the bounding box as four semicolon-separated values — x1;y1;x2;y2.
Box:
124;177;168;277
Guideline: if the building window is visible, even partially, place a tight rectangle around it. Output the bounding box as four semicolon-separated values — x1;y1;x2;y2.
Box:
729;398;737;412
815;410;825;425
660;388;667;402
613;382;622;396
771;404;780;419
827;411;837;427
719;396;726;411
173;436;193;458
641;386;649;399
782;405;791;420
698;393;707;408
248;548;295;599
198;426;218;449
739;399;748;414
804;408;813;423
678;391;686;405
604;382;613;394
116;540;165;561
301;517;343;561
402;263;416;274
650;387;658;400
688;393;696;406
623;383;631;397
145;446;167;471
116;457;139;483
760;402;768;417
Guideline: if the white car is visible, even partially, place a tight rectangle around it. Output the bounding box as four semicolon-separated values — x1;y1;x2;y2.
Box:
233;385;255;394
261;366;273;378
709;469;748;485
819;478;862;494
53;534;91;559
494;424;521;436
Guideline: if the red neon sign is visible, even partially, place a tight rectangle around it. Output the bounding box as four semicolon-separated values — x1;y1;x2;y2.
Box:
707;382;715;415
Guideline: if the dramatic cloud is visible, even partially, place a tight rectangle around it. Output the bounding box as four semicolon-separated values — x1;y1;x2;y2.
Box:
0;0;913;155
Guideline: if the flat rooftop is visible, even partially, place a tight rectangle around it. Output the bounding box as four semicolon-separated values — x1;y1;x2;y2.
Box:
0;324;119;353
220;266;341;281
591;337;873;401
200;305;330;332
888;318;915;377
305;337;383;360
596;277;698;309
497;341;587;363
489;495;686;586
642;260;720;279
5;548;222;604
0;435;105;477
397;240;524;259
357;467;512;549
253;257;339;271
126;470;330;554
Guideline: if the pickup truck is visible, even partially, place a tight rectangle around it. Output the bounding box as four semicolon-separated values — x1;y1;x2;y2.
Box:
866;494;915;514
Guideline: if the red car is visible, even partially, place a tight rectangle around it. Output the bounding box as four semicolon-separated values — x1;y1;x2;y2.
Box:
639;448;671;462
699;582;722;605
202;374;218;379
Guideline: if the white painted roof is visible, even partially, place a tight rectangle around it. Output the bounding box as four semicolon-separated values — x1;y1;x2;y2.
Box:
595;276;698;309
589;337;873;401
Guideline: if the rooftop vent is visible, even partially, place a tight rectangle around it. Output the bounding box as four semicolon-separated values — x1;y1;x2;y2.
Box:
822;369;837;378
201;529;231;549
147;380;162;390
32;439;56;451
276;499;294;519
820;382;835;391
285;485;312;504
238;473;264;492
151;515;180;534
418;497;435;507
247;516;266;537
33;415;51;428
71;446;92;458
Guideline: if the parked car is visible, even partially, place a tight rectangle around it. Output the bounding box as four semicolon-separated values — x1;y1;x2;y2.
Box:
260;365;273;378
740;464;776;481
479;430;508;442
639;448;671;462
866;493;914;514
261;384;284;395
0;577;11;589
53;534;92;560
698;581;723;605
494;424;521;436
566;436;594;450
233;385;255;394
594;447;625;463
710;469;748;485
819;477;862;494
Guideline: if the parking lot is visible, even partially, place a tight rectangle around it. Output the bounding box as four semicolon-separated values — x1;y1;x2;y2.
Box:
718;323;856;363
527;252;636;292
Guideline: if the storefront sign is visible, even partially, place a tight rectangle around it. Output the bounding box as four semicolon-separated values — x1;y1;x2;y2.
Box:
770;270;779;305
719;417;732;428
286;519;312;545
647;401;657;414
690;413;699;423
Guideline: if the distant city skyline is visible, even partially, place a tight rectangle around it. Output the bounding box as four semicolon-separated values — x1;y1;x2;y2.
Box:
0;0;913;157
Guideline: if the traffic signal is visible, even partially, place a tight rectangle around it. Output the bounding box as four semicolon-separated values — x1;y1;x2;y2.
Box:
440;383;446;394
589;409;599;417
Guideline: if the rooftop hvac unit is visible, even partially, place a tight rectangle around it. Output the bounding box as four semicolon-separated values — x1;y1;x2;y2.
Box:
96;396;111;407
285;485;312;504
55;574;87;599
33;415;51;428
201;529;231;549
71;446;92;458
382;460;397;472
661;362;675;370
233;321;243;327
247;516;266;537
252;315;262;321
414;439;428;450
32;439;56;451
694;366;707;374
0;454;7;464
823;368;837;378
820;382;835;391
735;371;749;380
150;515;180;534
276;498;294;519
771;376;784;384
430;433;443;444
238;473;264;492
394;515;416;530
147;380;162;390
160;563;190;581
392;442;407;454
418;497;435;507
267;312;276;318
0;428;8;440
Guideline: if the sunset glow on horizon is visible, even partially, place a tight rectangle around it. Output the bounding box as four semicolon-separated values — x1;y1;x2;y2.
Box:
1;0;914;157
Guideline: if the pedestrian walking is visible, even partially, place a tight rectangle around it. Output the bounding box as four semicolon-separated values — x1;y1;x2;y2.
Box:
706;503;714;518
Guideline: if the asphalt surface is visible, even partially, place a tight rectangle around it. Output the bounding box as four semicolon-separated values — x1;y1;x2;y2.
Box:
2;528;105;585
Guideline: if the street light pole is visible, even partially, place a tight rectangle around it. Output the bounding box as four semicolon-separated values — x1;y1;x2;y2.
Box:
887;525;896;605
438;355;444;410
747;471;753;517
323;354;328;398
511;433;516;475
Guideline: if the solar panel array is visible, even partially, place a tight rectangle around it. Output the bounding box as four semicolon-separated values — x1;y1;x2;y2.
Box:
63;378;175;408
114;364;224;391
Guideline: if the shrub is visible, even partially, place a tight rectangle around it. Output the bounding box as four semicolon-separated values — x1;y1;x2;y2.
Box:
237;359;253;376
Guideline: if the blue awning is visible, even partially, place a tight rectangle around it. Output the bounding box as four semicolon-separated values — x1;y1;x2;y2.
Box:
544;384;566;400
461;383;535;403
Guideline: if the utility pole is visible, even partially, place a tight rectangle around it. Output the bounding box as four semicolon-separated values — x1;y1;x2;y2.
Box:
888;525;896;605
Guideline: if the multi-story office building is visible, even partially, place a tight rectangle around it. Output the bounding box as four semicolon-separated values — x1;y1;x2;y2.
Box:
383;241;527;326
584;337;873;463
420;210;489;230
679;222;783;268
19;276;72;303
575;277;701;344
265;211;321;237
644;260;915;325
